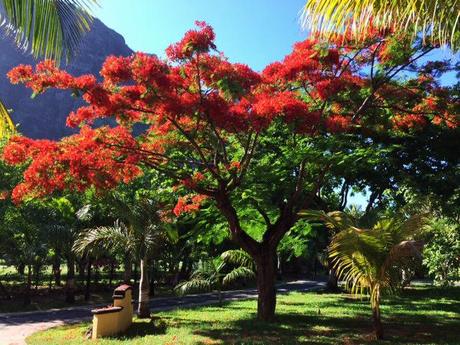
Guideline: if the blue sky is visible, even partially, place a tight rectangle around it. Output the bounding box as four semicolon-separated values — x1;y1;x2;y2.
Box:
92;1;458;209
93;0;308;71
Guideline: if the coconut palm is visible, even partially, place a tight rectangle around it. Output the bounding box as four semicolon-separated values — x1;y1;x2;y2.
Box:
175;249;255;305
303;210;425;339
73;198;165;318
301;0;460;49
0;0;97;138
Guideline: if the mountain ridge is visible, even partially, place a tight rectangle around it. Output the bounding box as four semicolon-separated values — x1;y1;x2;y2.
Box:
0;18;134;139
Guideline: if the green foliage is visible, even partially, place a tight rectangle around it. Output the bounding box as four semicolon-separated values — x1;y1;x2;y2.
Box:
175;250;255;296
329;214;425;295
0;0;97;63
301;0;460;49
423;218;460;286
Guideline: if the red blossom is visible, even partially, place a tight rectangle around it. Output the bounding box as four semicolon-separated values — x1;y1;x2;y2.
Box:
166;21;216;60
101;55;132;84
325;115;352;133
2;22;454;203
392;114;428;130
173;194;208;216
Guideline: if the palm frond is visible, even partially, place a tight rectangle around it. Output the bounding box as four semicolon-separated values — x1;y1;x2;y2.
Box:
0;100;15;140
382;240;424;273
72;221;132;256
300;0;460;49
175;278;213;295
221;249;255;270
223;267;255;286
0;0;97;64
299;209;358;232
329;214;425;296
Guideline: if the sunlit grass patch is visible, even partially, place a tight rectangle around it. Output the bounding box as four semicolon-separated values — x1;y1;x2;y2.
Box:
27;287;460;345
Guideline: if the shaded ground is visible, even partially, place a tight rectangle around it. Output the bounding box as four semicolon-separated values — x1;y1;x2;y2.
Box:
0;280;324;345
26;286;460;345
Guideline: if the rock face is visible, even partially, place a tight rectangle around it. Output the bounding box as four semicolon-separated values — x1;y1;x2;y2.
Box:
0;18;133;139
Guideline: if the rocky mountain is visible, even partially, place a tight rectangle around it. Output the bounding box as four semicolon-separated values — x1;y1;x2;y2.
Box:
0;18;133;139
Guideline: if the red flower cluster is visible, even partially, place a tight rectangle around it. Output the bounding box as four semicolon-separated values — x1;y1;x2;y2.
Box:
3;127;142;203
252;92;320;133
173;194;208;216
8;60;96;94
166;21;216;60
392;114;428;130
181;172;205;188
325;115;352;133
3;22;455;205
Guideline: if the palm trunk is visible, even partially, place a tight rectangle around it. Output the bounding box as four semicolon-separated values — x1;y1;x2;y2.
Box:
133;263;138;287
218;289;223;306
23;265;32;305
33;263;40;290
149;260;155;297
137;256;150;318
371;285;383;339
327;267;339;291
123;256;132;284
84;258;92;301
52;253;61;286
109;261;115;288
65;256;75;303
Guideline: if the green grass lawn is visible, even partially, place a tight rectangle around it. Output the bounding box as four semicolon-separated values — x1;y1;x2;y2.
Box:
26;286;460;345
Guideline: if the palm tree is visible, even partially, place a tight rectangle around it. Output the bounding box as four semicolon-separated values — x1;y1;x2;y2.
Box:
0;0;97;138
73;198;165;318
175;249;255;305
301;0;460;49
304;210;425;339
0;101;15;139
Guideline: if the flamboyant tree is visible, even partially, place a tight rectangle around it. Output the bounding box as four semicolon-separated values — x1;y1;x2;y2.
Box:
3;22;458;320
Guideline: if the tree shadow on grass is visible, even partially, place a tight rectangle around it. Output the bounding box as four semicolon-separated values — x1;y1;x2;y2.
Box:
108;317;167;340
189;291;460;345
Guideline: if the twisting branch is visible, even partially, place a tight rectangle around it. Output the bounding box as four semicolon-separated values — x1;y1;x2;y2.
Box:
248;197;272;227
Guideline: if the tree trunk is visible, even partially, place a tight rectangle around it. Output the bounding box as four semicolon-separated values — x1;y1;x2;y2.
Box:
33;263;41;290
84;259;92;301
0;281;11;300
215;192;297;322
52;253;61;286
371;287;383;339
137;257;150;318
77;259;86;283
218;289;223;306
23;265;32;306
65;256;75;304
133;263;138;287
109;261;115;288
123;256;132;284
149;260;155;297
327;267;339;291
255;249;277;322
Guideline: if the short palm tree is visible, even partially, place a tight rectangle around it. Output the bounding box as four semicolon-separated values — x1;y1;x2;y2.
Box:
301;210;425;339
0;0;96;138
175;249;255;305
301;0;460;49
73;198;164;318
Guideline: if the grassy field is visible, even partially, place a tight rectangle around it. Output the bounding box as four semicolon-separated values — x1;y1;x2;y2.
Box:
26;286;460;345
